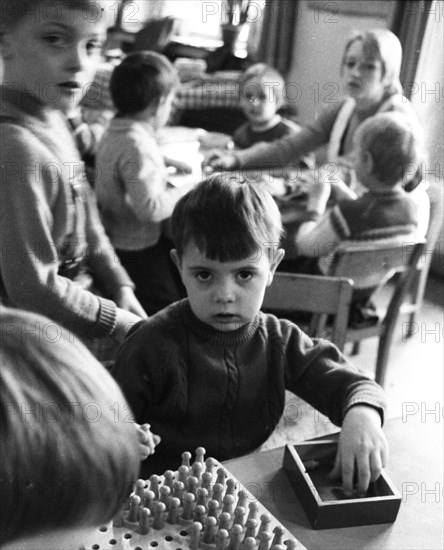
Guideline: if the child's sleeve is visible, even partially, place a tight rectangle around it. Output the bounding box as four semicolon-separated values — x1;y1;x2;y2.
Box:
112;321;174;423
283;323;386;426
0;125;117;338
120;139;191;224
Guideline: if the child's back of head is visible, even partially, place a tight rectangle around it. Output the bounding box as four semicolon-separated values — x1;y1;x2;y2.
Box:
171;174;283;261
110;51;179;116
356;112;423;187
0;308;140;546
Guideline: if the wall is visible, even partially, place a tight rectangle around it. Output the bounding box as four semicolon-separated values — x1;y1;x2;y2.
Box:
287;0;398;126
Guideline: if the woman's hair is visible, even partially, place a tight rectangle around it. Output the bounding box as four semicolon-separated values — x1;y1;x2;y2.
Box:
110;51;179;116
356;112;423;186
239;63;286;108
341;29;403;95
0;308;140;545
171;174;284;261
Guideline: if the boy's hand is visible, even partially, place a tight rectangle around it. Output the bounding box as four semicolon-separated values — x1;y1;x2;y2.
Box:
329;405;388;497
136;423;161;461
114;286;147;319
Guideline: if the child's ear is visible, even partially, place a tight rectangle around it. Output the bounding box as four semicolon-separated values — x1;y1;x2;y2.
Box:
267;248;285;285
170;249;181;272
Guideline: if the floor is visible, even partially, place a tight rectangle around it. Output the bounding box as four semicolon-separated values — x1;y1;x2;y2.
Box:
260;272;444;449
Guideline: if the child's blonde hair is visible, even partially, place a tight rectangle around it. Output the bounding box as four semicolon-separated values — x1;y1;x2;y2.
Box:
341;29;403;95
356;112;422;186
0;308;139;545
239;63;286;108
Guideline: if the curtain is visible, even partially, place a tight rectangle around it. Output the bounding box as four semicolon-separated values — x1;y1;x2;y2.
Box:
256;0;300;76
391;0;433;98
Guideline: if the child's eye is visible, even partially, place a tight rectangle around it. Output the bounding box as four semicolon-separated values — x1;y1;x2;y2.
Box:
43;34;67;47
344;60;356;69
237;271;253;282
196;271;212;282
364;62;377;71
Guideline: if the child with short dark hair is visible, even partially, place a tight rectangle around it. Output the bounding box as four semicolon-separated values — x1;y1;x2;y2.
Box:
0;0;146;345
0;307;159;550
113;174;388;498
95;51;197;315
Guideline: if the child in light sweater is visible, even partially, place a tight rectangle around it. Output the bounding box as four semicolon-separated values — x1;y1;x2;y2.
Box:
113;174;388;497
96;51;198;315
0;0;145;344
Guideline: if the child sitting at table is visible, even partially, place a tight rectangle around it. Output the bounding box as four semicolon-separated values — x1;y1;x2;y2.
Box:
292;112;421;268
231;63;314;171
95;51;198;315
113;174;388;497
290;112;421;327
234;63;301;147
0;307;160;550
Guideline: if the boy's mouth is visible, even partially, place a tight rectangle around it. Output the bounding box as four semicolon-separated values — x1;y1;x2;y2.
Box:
59;81;82;92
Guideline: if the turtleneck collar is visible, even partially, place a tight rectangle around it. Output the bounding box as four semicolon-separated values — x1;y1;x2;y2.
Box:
177;299;260;347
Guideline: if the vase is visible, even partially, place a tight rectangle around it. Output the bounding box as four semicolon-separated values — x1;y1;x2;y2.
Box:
221;23;244;53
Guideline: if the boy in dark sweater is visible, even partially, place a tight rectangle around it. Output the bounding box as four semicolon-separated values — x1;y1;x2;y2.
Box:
113;175;388;497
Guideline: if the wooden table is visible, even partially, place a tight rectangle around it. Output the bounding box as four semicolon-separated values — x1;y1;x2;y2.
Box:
224;416;444;550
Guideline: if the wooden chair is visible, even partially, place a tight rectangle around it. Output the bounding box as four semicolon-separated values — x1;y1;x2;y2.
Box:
262;273;354;351
327;238;426;387
402;183;444;336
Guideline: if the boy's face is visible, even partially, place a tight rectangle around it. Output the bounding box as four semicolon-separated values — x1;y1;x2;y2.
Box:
240;77;280;129
172;241;284;332
2;2;106;112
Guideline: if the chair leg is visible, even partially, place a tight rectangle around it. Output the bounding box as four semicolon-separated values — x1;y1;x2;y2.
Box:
403;312;417;338
375;332;391;387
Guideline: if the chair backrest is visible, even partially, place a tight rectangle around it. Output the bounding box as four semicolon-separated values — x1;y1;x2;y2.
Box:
262;273;354;351
329;238;426;291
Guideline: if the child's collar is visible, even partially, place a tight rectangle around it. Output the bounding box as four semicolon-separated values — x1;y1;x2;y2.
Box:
249;114;282;133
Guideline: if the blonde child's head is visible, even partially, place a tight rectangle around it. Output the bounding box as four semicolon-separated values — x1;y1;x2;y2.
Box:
239;63;286;128
341;29;403;96
354;112;422;188
0;308;140;547
0;0;112;112
110;51;179;127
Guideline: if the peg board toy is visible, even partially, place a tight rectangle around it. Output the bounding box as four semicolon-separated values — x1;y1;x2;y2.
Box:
79;447;306;550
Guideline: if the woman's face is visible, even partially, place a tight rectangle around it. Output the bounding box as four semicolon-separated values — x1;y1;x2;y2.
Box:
342;40;385;108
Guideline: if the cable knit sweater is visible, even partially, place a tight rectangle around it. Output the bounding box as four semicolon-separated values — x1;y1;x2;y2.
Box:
113;299;386;476
0;86;133;338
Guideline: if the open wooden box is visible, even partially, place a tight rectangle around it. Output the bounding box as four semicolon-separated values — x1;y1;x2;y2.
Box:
283;440;401;529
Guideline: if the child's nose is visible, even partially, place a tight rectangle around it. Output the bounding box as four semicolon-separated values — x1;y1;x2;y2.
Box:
214;280;235;302
66;45;87;72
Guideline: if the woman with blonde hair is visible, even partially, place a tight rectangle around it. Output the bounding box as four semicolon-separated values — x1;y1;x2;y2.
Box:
209;29;429;236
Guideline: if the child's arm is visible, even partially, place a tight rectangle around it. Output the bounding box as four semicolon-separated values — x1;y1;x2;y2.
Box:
329;405;388;496
135;423;161;460
164;156;193;174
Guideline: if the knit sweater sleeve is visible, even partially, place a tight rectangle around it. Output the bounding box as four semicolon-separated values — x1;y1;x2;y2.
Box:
83;183;135;295
280;321;386;425
0;124;116;338
118;134;188;224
